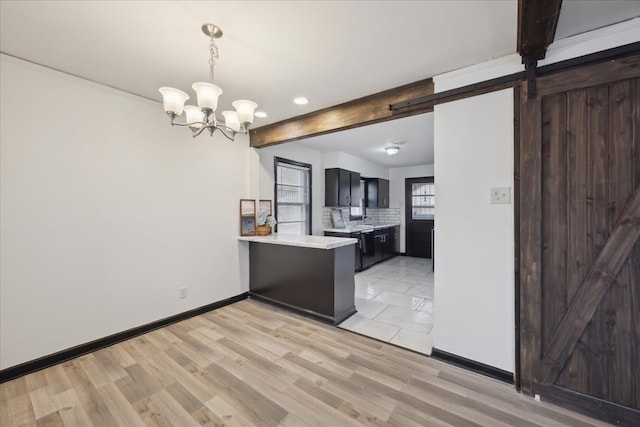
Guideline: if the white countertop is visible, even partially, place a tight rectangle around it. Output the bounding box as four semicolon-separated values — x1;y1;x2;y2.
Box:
238;233;357;249
324;223;401;233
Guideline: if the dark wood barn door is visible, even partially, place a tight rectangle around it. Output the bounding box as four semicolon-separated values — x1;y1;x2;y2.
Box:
519;54;640;424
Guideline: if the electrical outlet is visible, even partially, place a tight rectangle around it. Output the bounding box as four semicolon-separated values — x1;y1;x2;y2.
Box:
490;187;511;204
178;287;187;299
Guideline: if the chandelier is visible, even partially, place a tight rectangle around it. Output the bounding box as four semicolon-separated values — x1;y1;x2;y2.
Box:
159;24;258;140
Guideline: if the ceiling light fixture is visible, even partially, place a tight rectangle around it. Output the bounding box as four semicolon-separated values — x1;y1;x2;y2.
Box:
385;146;400;155
294;97;309;105
159;24;258;140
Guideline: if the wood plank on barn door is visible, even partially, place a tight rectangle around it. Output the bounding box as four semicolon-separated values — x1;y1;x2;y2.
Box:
584;83;611;399
606;78;639;408
540;92;568;351
518;81;543;395
555;88;588;394
632;79;640;410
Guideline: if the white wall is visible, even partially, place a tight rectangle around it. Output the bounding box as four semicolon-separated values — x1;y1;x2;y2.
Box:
540;17;640;66
0;54;251;369
257;143;324;236
323;151;389;179
388;164;434;252
433;89;515;372
433;19;640;94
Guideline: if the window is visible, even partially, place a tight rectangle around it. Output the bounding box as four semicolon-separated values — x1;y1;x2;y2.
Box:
274;157;312;235
349;179;366;220
411;180;435;219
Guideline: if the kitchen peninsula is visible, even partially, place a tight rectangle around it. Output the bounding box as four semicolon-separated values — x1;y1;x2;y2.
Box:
238;234;357;324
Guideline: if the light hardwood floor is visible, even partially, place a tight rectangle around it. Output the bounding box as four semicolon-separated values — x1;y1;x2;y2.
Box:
1;299;608;426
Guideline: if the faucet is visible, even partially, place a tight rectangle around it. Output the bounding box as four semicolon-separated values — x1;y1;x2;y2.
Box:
362;215;370;225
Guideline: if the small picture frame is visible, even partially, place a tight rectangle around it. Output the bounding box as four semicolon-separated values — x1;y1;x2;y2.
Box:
259;199;272;215
240;199;256;236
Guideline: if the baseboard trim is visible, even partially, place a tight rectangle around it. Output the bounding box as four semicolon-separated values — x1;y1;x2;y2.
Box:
431;348;514;384
0;292;249;383
537;384;640;426
249;293;354;325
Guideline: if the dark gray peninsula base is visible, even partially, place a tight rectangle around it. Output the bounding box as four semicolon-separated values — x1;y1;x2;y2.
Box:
239;234;357;324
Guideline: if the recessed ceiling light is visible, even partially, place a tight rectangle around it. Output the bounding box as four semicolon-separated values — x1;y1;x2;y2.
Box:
255;111;267;118
385;146;400;155
294;97;309;105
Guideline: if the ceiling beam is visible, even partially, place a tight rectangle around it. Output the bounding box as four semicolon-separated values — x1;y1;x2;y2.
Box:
249;79;433;148
518;0;563;62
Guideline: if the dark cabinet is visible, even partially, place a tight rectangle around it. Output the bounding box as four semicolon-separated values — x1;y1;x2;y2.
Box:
325;168;360;207
373;226;396;262
324;230;362;271
393;225;400;254
325;226;398;272
365;178;390;208
373;233;384;264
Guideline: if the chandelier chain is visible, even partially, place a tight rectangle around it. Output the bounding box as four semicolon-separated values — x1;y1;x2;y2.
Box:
209;37;219;83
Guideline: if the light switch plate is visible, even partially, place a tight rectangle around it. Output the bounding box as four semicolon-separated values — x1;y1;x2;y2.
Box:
490;187;511;204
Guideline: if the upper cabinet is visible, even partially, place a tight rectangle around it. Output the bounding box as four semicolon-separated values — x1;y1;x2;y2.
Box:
325;168;361;207
365;178;390;208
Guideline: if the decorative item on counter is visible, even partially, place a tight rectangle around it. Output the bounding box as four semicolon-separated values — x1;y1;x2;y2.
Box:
240;199;256;236
259;199;272;215
256;208;277;236
330;208;346;228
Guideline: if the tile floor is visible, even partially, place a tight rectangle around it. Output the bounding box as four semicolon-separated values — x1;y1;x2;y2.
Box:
338;256;435;355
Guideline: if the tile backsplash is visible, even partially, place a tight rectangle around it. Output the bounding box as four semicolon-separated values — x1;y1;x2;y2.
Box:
323;207;401;228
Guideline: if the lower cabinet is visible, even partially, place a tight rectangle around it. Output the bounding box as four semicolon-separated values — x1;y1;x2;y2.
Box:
373;233;384;265
325;226;399;272
394;226;400;254
374;227;396;262
324;231;362;271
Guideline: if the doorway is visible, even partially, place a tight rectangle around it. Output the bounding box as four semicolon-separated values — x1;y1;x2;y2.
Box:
405;177;435;259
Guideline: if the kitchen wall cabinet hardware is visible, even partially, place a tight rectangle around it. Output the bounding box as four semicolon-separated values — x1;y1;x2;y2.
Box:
325;168;361;207
373;227;395;262
365;178;390;208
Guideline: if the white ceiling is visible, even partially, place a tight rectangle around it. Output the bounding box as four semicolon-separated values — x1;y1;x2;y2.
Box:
298;113;434;168
0;1;518;126
1;1;637;169
555;1;640;40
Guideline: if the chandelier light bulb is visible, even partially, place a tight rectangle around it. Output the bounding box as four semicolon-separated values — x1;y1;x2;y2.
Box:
222;111;241;132
159;87;189;115
192;82;223;111
232;100;258;124
184;106;205;129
